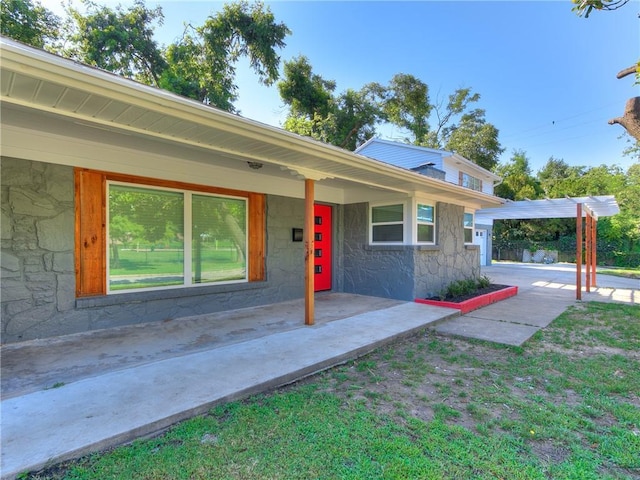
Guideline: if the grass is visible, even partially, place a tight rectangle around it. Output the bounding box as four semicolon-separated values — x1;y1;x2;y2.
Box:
598;268;640;279
25;302;640;479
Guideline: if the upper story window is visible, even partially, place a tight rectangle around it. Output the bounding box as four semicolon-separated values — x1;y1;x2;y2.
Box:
460;172;482;192
416;204;435;244
108;182;247;292
463;212;474;244
371;203;404;243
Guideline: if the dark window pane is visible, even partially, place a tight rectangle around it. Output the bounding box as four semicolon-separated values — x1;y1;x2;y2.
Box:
372;204;403;223
372;224;403;242
418;224;434;243
464;228;473;244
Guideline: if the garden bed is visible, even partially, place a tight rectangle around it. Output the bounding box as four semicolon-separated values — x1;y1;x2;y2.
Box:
415;284;518;314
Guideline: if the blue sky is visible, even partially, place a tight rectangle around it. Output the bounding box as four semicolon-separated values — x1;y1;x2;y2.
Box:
43;1;639;173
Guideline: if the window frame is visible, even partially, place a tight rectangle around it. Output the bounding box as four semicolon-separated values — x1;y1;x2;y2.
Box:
106;180;249;294
369;202;405;245
459;172;483;192
416;203;436;244
75;168;265;297
463;211;475;244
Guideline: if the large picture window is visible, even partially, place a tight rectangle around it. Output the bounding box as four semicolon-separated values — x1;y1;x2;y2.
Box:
371;204;404;243
108;183;247;292
75;169;265;297
417;204;435;243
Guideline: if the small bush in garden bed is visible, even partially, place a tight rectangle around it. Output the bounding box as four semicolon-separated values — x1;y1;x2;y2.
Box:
435;276;506;302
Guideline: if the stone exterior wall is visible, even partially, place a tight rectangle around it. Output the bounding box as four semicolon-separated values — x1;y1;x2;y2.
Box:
0;157;310;343
413;203;480;299
342;202;480;301
1;158;76;343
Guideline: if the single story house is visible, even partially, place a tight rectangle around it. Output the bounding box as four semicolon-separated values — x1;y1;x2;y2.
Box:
355;138;502;266
0;37;504;343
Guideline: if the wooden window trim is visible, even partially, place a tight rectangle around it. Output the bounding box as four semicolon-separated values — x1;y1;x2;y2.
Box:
75;168;266;297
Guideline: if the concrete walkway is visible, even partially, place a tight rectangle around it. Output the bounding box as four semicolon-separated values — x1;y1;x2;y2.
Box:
433;263;639;345
1;265;638;478
1;295;457;479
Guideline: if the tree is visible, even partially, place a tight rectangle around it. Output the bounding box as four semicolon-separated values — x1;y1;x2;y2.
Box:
494;150;541;200
444;109;504;171
60;0;289;112
382;75;503;168
573;0;640;143
0;0;60;48
278;56;384;150
571;0;630;18
67;0;167;85
174;0;290;111
382;73;432;144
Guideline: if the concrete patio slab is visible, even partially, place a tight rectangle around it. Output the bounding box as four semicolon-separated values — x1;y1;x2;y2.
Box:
1;293;404;400
0;299;458;479
464;294;574;328
432;316;540;346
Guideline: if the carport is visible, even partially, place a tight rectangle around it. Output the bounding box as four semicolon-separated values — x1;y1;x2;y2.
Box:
476;195;620;299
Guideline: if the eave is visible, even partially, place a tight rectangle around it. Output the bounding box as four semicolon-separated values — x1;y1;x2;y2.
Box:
0;37;503;209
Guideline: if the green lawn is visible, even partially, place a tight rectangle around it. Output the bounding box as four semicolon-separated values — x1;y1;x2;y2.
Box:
25;302;640;479
599;268;640;280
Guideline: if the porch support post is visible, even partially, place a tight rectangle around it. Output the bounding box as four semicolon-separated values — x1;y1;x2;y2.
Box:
591;217;597;287
586;214;591;293
304;178;315;325
576;203;582;300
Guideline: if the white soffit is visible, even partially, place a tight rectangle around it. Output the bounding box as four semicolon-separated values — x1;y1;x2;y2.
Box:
476;196;619;222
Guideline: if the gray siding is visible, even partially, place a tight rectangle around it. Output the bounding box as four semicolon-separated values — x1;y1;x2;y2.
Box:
357;142;444;170
342;202;480;301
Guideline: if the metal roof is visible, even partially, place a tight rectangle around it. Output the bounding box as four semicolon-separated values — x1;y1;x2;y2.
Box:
476;196;620;223
0;37;503;209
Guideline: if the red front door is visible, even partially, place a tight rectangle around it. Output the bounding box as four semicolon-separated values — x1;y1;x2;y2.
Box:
314;204;332;292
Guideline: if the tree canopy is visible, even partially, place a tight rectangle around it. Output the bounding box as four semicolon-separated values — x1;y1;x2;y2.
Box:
277;56;385;150
493;153;640;264
0;0;60;48
1;0;290;113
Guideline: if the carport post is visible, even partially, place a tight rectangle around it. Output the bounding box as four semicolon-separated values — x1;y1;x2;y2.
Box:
591;217;597;287
586;214;591;293
576;203;582;300
304;178;315;325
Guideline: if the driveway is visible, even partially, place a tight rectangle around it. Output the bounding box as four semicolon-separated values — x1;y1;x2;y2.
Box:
431;262;638;346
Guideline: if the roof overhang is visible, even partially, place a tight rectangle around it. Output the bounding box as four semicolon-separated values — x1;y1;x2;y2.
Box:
0;37;503;209
476;196;619;223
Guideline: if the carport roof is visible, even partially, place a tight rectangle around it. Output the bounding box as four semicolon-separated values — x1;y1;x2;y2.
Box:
476;195;619;223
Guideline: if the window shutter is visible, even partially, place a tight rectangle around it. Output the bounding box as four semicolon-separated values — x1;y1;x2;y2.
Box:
75;168;106;296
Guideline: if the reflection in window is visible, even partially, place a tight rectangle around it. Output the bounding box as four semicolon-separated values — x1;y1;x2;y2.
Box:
461;173;482;192
192;194;246;284
108;183;246;292
417;204;435;243
464;212;474;244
